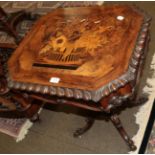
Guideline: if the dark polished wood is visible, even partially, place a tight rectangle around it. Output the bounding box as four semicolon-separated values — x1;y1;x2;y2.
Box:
110;114;137;151
0;7;24;44
73;117;95;138
0;6;40;47
0;50;42;120
0;5;151;151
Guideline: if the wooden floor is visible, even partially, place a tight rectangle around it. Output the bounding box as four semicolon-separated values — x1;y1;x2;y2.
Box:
0;1;155;154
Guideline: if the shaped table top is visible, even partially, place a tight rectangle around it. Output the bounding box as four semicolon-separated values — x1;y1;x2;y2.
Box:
7;5;150;101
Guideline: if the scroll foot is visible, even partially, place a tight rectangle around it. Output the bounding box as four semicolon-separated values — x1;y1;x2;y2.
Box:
73;117;95;138
129;93;149;106
30;113;40;123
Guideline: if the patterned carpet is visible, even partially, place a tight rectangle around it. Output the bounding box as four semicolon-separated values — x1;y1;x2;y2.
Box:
0;118;32;142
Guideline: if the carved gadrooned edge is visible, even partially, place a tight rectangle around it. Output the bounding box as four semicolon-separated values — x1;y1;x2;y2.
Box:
6;6;151;102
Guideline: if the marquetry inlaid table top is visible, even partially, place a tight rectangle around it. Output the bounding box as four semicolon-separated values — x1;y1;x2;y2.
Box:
7;5;150;102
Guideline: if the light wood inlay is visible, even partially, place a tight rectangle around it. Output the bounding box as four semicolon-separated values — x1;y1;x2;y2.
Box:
8;5;144;90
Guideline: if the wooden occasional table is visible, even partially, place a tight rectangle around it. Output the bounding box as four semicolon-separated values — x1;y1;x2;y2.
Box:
5;5;151;150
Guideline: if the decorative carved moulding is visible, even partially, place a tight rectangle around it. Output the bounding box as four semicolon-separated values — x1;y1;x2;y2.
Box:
7;5;151;102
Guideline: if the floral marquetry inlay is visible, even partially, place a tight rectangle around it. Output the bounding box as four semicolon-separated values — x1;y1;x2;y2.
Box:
8;5;148;96
36;14;122;67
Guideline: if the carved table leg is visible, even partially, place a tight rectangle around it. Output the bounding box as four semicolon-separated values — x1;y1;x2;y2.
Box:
129;94;148;106
30;113;40;122
110;114;137;151
73;117;95;138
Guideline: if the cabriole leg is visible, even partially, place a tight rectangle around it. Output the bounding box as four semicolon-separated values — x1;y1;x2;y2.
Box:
73;117;95;138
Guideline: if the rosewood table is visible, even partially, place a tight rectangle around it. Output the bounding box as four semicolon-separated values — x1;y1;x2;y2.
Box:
1;5;151;151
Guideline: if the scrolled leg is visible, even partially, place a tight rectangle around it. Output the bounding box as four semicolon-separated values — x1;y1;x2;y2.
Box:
129;93;148;106
110;114;137;151
30;113;40;122
73;117;95;138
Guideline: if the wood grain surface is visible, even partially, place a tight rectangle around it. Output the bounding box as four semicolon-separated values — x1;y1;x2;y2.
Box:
8;5;144;90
